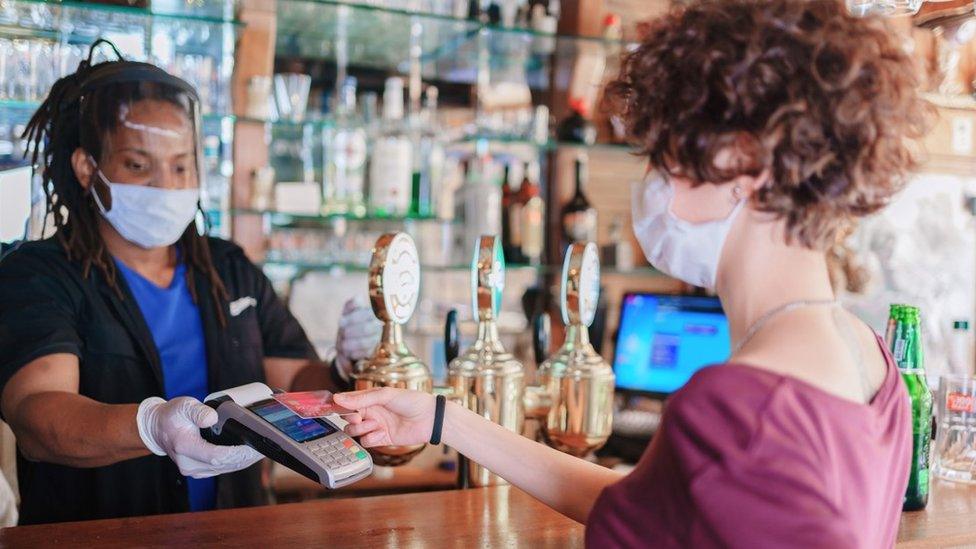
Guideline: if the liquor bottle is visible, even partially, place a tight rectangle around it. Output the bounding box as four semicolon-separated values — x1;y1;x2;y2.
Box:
486;0;502;24
518;160;545;266
361;91;379;211
410;86;443;218
323;76;367;216
886;305;933;511
200;130;230;238
501;163;523;263
601;218;633;272
603;13;622;59
948;320;974;374
556;98;597;145
459;147;502;253
547;0;560;20
468;0;486;21
369;77;413;218
438;157;463;221
561;153;597;248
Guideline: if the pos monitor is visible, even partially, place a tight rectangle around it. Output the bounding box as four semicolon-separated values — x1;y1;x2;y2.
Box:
612;292;730;398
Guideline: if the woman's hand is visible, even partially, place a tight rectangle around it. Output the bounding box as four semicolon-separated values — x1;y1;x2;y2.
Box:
333;388;436;448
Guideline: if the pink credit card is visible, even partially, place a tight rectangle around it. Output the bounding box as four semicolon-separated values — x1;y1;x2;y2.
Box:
272;390;358;419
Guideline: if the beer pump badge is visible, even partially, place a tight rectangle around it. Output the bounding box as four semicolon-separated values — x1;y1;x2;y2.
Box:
472;236;505;319
560;242;601;327
378;233;421;325
578;243;600;327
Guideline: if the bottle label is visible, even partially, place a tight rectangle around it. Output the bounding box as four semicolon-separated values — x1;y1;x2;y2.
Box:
509;203;524;247
894;339;906;363
521;198;544;260
370;138;412;215
947;392;975;413
565;209;598;242
328;129;367;202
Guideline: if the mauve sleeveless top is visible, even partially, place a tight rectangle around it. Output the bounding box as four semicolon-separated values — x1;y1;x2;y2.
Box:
586;338;910;548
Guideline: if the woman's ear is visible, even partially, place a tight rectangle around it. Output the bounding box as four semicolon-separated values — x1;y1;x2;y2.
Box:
71;148;95;192
732;168;770;200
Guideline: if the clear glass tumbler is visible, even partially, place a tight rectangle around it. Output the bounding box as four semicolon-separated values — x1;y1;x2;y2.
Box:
933;375;976;483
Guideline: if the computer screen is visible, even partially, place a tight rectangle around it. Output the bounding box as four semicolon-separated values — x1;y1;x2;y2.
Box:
613;293;730;396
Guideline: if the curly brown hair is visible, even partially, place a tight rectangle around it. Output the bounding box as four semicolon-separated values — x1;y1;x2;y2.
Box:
604;0;932;249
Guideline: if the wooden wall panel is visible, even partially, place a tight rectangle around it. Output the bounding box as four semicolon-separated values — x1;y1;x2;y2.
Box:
602;0;670;40
231;0;277;261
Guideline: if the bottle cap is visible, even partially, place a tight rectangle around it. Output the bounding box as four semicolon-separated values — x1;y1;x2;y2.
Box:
369;232;421;325
569;97;590;118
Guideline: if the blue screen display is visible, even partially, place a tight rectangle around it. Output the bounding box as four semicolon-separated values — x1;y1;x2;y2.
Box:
613;293;730;395
249;400;335;443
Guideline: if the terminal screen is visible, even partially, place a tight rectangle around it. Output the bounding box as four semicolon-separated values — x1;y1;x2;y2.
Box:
249;399;335;443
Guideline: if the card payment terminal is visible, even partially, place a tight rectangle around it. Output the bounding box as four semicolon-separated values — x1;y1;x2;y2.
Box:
201;383;373;489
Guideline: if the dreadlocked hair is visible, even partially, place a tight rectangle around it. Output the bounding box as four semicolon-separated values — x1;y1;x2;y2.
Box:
22;59;230;327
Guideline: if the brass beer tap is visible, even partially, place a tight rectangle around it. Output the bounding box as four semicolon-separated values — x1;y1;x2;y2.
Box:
444;239;614;486
528;242;615;457
445;235;526;487
354;232;432;466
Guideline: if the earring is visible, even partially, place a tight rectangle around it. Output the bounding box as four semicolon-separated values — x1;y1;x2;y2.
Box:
731;185;743;202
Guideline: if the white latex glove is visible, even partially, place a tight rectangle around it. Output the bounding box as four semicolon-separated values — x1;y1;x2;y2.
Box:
335;297;383;382
136;396;264;479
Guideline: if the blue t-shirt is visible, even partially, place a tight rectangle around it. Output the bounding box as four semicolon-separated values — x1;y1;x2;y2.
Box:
116;258;216;512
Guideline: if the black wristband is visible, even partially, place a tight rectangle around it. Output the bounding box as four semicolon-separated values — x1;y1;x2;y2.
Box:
430;394;447;445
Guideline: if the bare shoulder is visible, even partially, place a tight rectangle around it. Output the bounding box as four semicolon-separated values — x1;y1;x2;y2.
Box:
732;307;887;404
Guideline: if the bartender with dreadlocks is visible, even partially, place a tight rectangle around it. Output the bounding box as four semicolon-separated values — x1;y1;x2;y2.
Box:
0;41;381;524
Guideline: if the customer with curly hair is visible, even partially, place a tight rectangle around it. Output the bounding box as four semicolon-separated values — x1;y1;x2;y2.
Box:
332;1;931;547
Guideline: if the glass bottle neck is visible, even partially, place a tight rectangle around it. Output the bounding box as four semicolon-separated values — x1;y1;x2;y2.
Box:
574;160;587;196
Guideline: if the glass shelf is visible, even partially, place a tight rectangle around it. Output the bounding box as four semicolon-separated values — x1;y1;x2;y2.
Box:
261;255;660;278
5;0;242;25
0;0;240;115
0;99;236;121
261;256;546;273
453;135;633;152
275;0;634;88
235;117;633;152
234;208;444;224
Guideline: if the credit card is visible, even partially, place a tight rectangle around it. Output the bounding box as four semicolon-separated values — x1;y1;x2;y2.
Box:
273;390;358;419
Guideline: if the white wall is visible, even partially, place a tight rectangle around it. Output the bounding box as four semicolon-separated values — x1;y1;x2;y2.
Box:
0;167;31;244
842;172;976;381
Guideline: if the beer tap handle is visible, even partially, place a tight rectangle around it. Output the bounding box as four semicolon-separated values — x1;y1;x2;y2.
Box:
533;311;551;366
445;309;460;365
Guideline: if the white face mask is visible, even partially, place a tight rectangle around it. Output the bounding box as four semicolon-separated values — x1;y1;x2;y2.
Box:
90;170;200;249
631;175;744;291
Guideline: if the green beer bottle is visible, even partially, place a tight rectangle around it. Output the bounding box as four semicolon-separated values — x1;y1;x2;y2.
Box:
887;305;932;511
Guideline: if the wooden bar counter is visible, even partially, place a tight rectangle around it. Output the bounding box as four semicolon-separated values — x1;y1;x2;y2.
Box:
0;479;971;547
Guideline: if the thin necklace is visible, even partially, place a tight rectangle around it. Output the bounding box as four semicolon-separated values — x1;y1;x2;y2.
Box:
733;299;838;355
